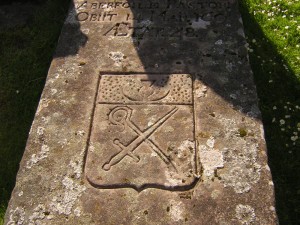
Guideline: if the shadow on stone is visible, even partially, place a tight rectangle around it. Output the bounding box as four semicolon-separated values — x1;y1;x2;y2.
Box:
238;1;300;224
114;0;262;121
54;1;88;57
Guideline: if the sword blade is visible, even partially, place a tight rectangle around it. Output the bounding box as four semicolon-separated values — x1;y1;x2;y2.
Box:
126;115;177;171
103;107;178;170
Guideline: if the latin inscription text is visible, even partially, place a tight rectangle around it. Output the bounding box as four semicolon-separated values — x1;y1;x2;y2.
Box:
75;0;233;39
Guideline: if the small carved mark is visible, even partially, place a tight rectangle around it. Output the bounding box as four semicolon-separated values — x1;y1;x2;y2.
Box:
122;78;170;102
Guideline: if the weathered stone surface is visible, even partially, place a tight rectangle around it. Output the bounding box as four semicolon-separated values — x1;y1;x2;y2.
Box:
5;0;278;224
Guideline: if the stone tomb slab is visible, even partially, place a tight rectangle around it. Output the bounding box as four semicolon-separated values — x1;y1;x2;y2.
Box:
5;0;278;224
85;74;199;190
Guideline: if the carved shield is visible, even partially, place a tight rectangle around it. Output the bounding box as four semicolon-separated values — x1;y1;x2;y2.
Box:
85;74;199;190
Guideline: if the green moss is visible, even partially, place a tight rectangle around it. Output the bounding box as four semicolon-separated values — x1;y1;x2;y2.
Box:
197;132;210;138
238;128;248;137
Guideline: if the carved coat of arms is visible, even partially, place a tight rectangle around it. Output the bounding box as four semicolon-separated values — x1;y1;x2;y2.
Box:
85;74;199;190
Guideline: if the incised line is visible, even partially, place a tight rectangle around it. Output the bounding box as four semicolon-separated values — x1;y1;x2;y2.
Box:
103;106;178;171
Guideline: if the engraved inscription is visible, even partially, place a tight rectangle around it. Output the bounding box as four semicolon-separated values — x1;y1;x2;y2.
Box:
75;0;233;39
85;74;198;190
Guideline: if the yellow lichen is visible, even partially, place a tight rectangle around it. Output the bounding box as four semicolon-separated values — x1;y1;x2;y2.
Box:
238;128;247;137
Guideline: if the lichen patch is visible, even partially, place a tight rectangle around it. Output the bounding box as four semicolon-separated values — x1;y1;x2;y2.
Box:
36;126;45;136
49;177;86;215
222;144;261;193
36;98;51;115
26;144;50;169
108;51;124;66
177;140;195;159
48;148;86;216
69;160;83;179
7;207;25;225
169;200;184;222
216;115;261;193
28;204;47;225
223;164;261;193
195;85;208;98
235;204;256;225
206;136;215;148
164;170;182;186
199;144;224;177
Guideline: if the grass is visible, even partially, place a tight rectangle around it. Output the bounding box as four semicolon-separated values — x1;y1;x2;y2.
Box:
239;0;300;224
0;0;70;224
0;0;299;224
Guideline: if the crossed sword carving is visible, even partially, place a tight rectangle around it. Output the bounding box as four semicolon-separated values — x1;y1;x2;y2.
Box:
102;106;178;171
